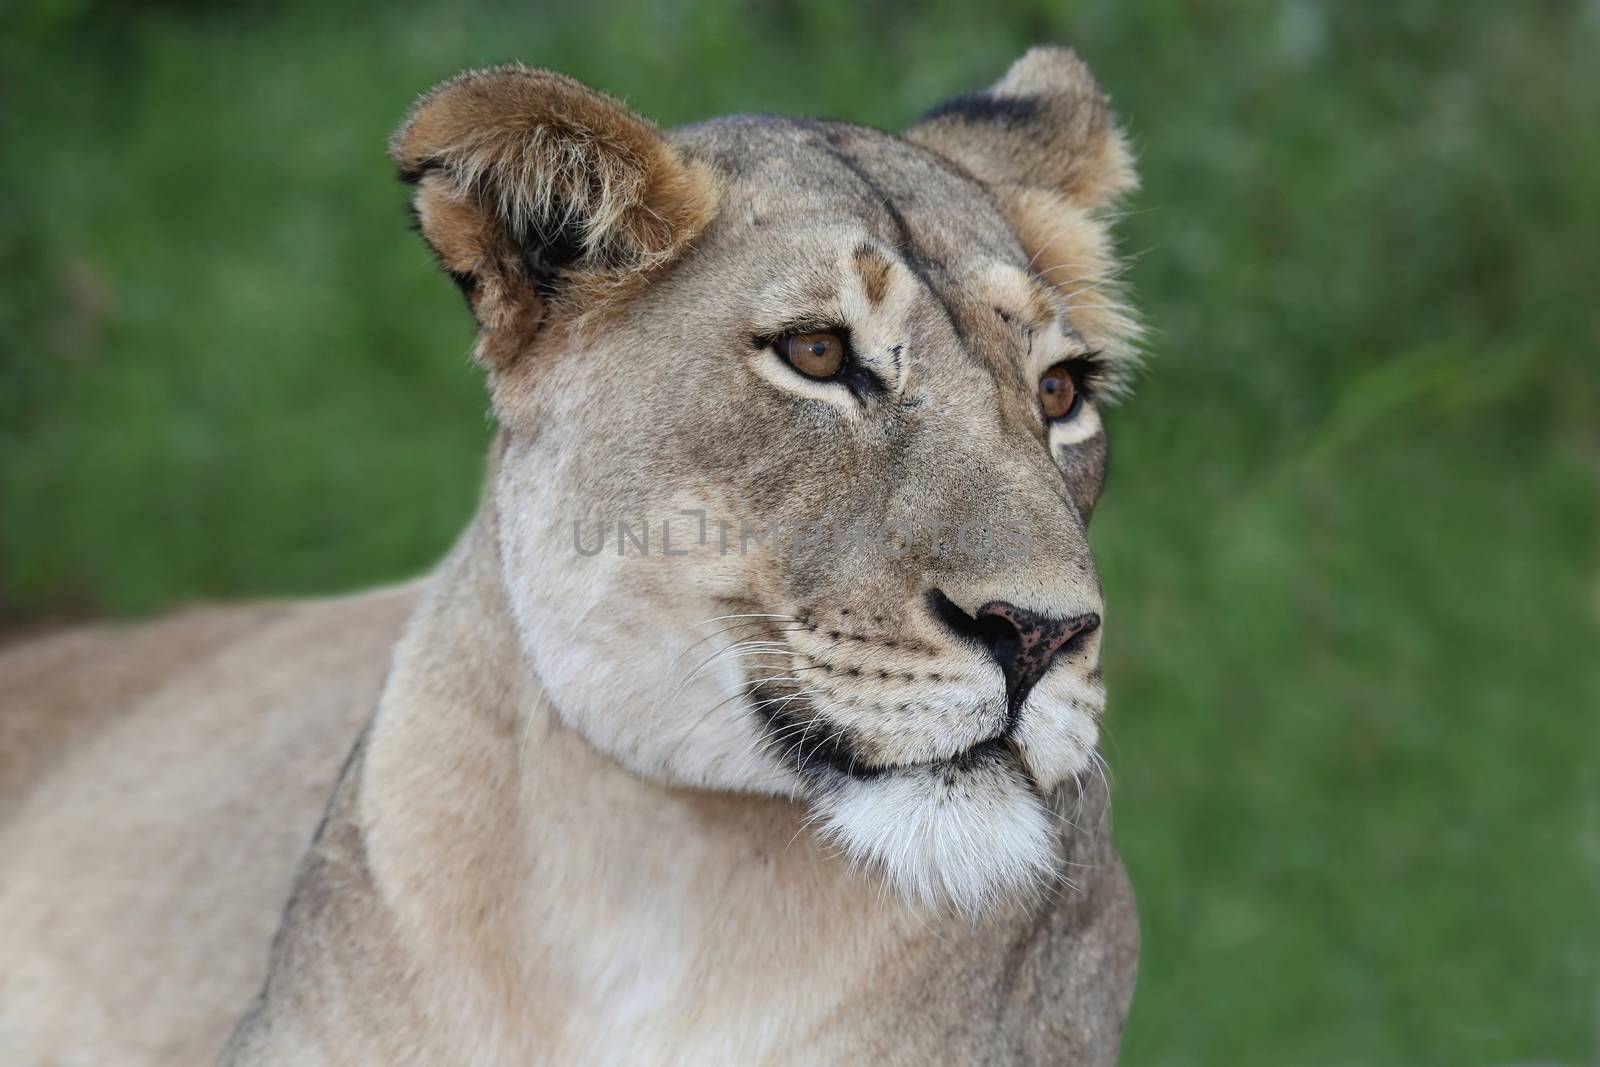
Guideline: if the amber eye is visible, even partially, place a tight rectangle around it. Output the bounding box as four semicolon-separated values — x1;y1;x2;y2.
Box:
777;331;847;380
1039;362;1081;420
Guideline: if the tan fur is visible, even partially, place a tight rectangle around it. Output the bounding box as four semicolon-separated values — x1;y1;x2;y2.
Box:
2;47;1143;1065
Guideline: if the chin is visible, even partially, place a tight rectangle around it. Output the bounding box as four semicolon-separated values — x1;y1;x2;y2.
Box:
810;748;1063;918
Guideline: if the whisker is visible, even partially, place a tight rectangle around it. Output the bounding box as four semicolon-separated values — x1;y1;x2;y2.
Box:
662;636;796;708
662;675;804;764
690;612;800;629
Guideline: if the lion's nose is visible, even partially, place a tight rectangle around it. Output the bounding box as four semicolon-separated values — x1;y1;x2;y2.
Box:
930;590;1099;704
973;600;1100;702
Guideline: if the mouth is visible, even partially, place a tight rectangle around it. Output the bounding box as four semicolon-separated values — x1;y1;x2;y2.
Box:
751;683;1029;784
746;663;1088;914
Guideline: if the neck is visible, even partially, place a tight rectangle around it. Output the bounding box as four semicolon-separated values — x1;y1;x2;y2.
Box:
349;497;1123;1059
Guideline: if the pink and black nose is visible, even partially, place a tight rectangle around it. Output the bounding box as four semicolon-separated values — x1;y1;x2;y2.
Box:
930;591;1100;704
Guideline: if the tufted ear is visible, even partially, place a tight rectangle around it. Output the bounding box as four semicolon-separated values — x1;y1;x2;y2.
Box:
908;48;1141;373
391;65;719;365
906;46;1135;211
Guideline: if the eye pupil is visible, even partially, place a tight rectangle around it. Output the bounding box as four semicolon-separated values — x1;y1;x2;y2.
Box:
778;331;847;380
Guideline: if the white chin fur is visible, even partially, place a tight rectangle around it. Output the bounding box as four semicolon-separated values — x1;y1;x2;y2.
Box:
813;757;1058;917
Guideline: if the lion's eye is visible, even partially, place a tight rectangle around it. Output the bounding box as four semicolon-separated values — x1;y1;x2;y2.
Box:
777;332;847;380
1039;362;1080;420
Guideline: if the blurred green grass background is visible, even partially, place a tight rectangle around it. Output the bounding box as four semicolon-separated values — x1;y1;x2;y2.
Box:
3;0;1598;1062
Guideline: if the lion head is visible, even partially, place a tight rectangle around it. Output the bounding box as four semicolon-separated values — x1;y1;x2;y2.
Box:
393;47;1139;914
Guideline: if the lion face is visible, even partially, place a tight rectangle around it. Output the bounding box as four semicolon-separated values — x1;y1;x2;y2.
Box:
396;50;1139;913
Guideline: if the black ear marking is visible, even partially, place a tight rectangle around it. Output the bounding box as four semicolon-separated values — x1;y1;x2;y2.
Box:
918;92;1042;128
905;46;1135;211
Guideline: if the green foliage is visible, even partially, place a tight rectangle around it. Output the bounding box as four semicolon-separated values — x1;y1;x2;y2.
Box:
2;1;1597;1062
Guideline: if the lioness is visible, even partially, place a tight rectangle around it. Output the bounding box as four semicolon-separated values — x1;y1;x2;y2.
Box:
1;47;1144;1065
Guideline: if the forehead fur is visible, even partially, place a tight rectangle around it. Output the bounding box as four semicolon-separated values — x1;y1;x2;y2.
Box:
668;115;1139;394
673;117;1022;259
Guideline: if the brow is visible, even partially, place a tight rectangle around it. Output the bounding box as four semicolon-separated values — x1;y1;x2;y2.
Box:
852;243;893;307
987;272;1064;331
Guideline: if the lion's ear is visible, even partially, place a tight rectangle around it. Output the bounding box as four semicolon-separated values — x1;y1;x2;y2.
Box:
909;49;1140;360
391;65;718;364
906;47;1135;212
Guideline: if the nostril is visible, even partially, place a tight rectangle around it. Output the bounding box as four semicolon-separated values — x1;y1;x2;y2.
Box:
1070;611;1102;643
971;606;1025;671
929;590;1020;672
1052;611;1102;666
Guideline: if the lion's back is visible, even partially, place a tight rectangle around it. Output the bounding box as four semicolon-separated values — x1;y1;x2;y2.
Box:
0;584;418;1067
